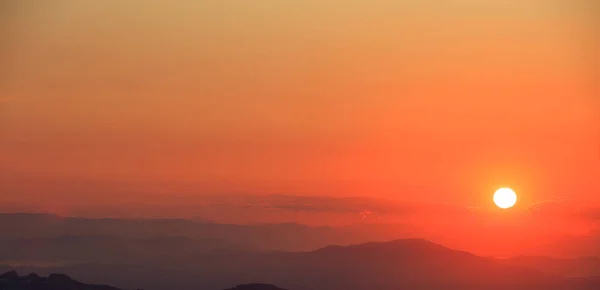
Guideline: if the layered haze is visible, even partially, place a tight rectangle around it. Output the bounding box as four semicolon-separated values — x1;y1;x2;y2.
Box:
1;0;599;262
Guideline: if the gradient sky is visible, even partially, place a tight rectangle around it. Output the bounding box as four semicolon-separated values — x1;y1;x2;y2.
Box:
1;0;599;221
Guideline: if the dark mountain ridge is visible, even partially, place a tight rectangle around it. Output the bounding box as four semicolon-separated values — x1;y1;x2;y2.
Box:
0;271;123;290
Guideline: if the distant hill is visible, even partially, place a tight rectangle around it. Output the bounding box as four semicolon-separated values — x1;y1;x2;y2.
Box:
278;239;561;288
0;271;123;290
0;214;598;290
1;213;598;258
3;239;598;290
0;213;418;252
0;235;251;264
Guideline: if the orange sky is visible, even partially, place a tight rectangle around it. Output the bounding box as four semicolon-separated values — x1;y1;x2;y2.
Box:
1;0;599;219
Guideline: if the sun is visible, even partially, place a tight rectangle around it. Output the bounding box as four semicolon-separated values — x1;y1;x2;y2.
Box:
493;188;517;209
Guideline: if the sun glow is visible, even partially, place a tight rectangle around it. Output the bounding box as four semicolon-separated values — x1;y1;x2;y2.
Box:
493;188;517;209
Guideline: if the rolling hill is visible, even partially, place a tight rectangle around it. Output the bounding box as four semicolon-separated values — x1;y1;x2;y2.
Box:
3;239;598;290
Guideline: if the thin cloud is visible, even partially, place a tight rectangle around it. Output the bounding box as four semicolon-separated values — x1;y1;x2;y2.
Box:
201;194;478;221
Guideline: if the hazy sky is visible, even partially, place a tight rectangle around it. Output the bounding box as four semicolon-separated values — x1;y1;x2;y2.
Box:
1;1;599;212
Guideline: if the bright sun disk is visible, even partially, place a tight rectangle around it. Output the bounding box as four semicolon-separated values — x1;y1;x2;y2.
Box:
493;188;517;209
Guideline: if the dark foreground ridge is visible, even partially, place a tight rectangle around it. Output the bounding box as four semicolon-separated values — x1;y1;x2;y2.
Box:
0;271;123;290
0;271;288;290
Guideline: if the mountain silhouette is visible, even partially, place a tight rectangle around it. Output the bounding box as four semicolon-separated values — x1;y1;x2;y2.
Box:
0;213;418;252
0;271;124;290
2;213;598;258
0;271;293;290
3;239;597;290
273;238;563;289
0;235;251;264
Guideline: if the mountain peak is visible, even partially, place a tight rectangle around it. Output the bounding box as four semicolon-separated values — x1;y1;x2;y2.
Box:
0;271;122;290
314;238;449;254
0;271;19;280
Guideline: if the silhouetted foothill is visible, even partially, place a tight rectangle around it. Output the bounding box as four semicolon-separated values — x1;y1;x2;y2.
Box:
0;271;123;290
224;284;288;290
0;271;19;280
23;273;40;280
48;273;75;287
